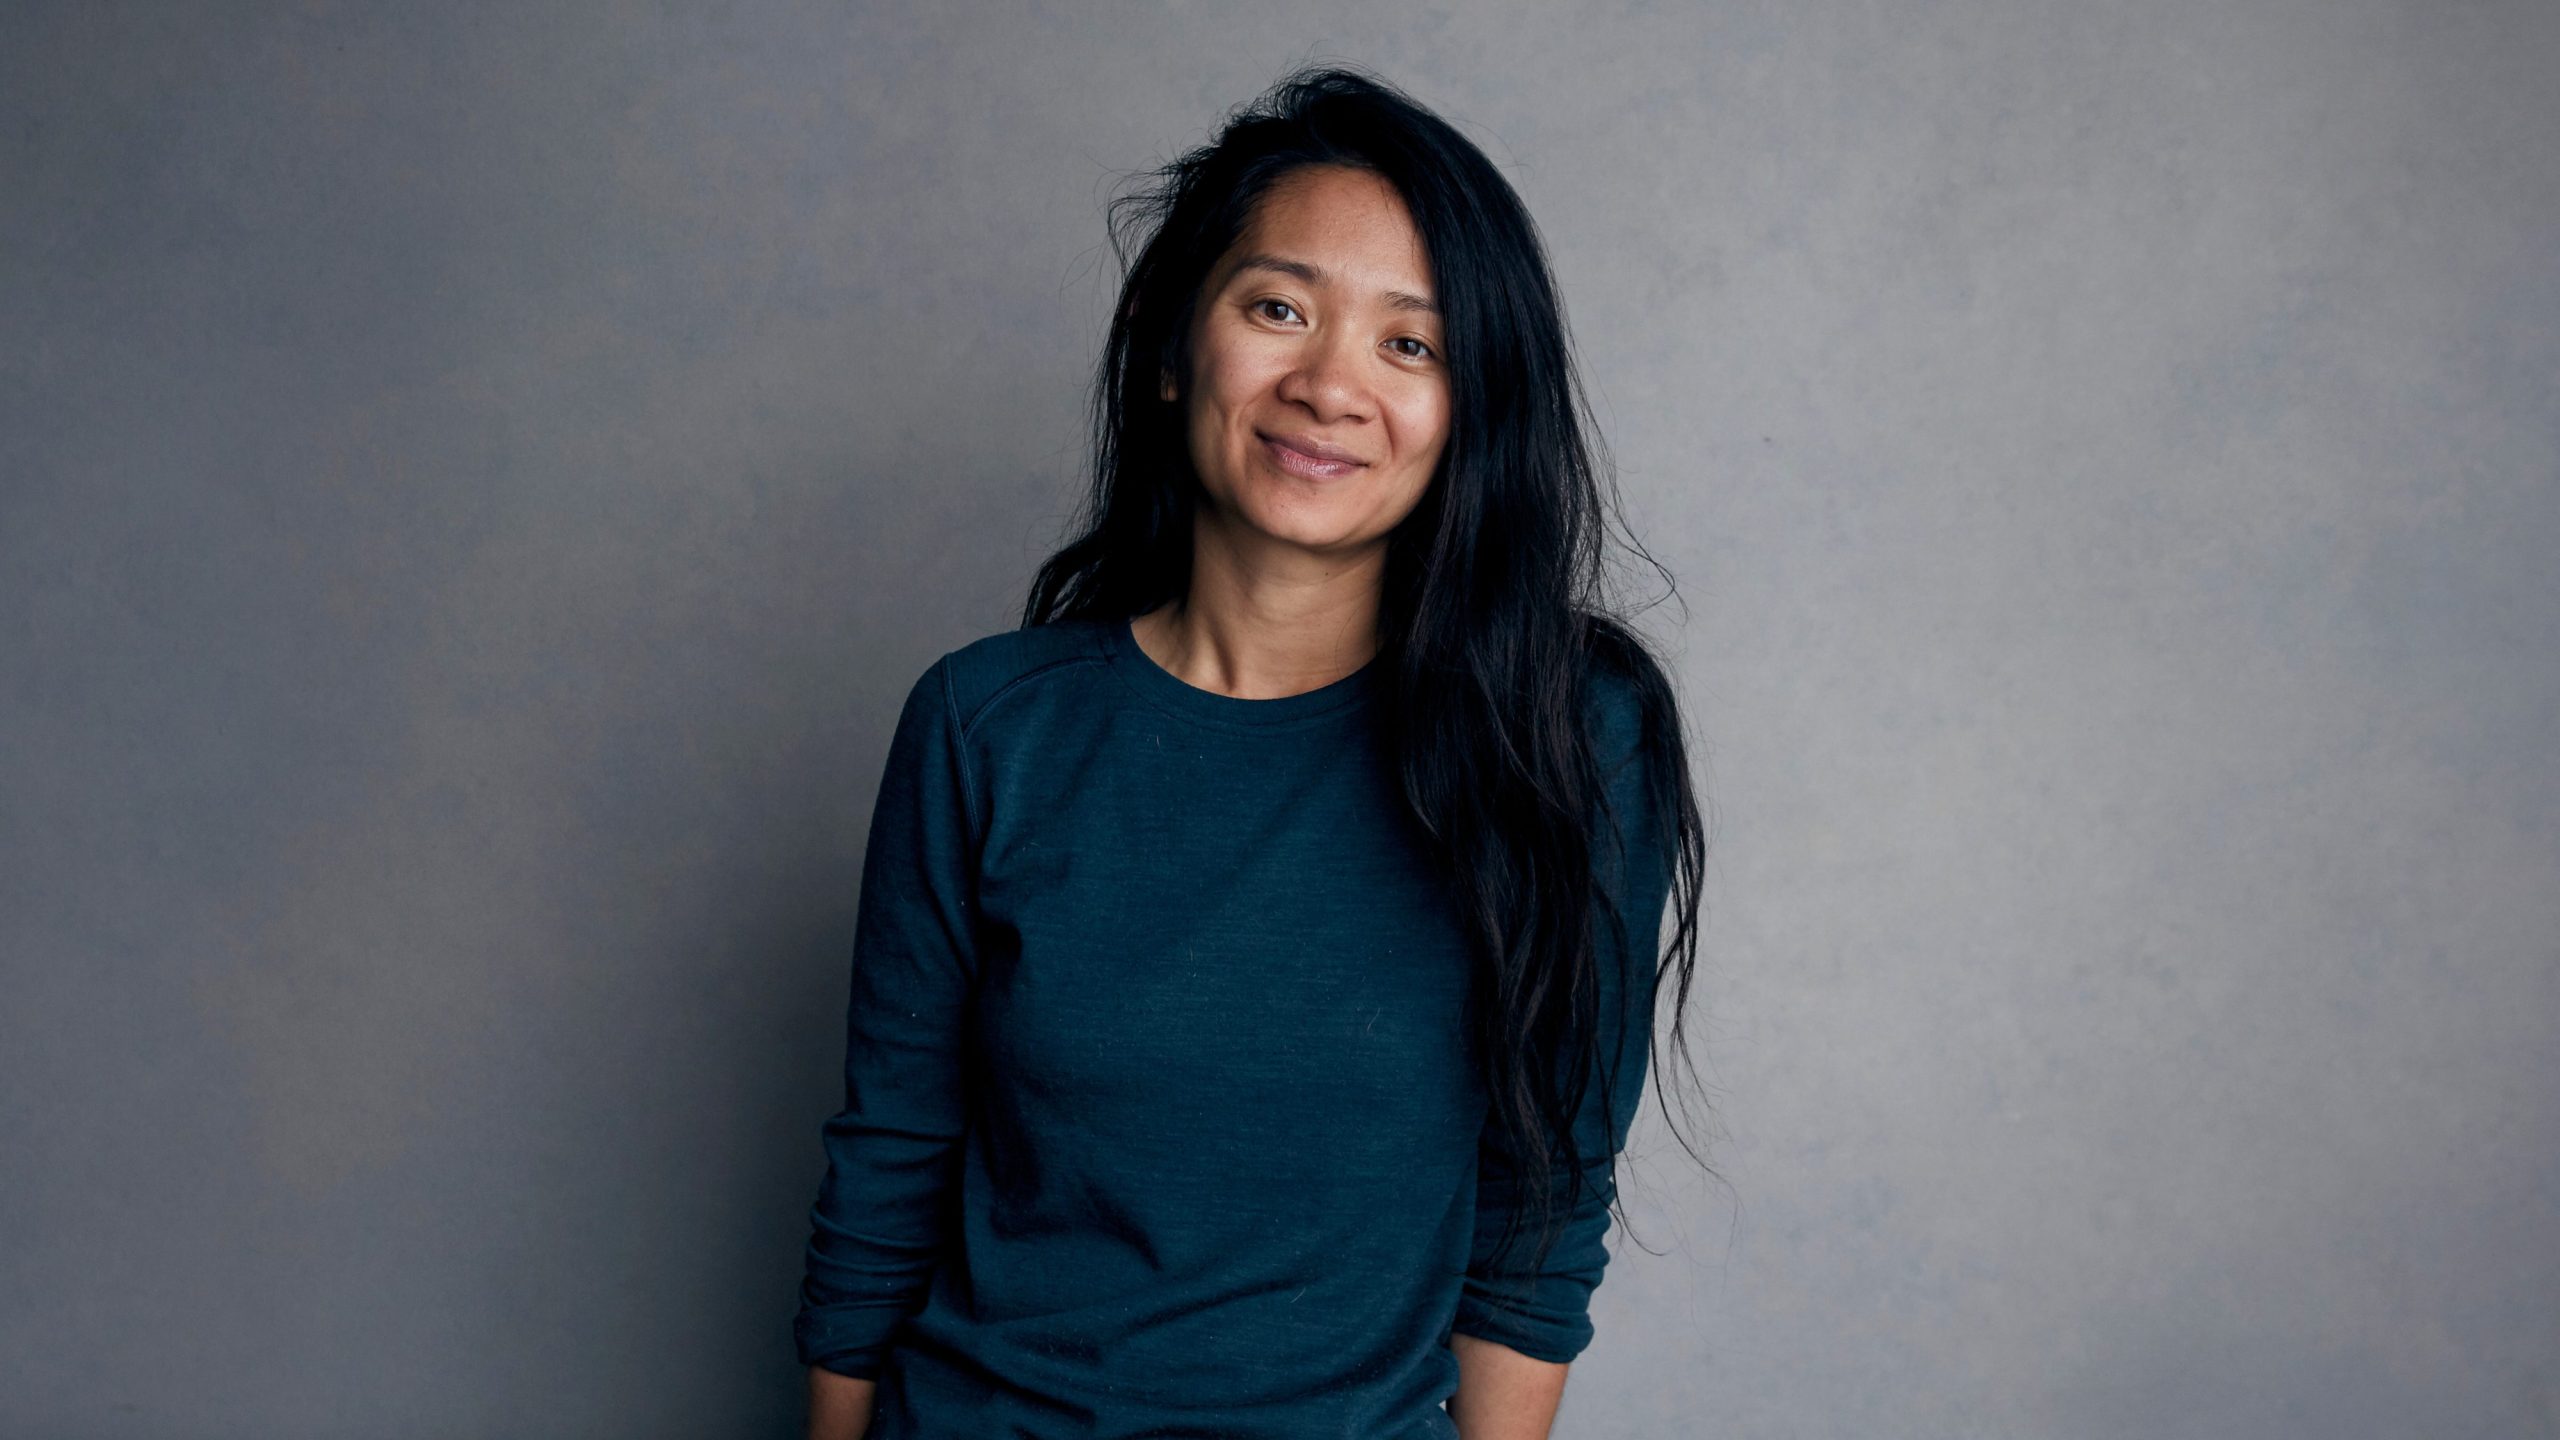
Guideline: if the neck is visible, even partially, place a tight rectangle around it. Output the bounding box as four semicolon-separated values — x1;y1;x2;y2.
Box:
1133;521;1384;701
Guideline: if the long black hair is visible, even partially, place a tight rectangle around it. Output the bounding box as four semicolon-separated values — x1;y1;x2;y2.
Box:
1023;64;1715;1302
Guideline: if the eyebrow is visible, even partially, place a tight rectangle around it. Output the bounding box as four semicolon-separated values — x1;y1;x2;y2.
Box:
1228;252;1440;317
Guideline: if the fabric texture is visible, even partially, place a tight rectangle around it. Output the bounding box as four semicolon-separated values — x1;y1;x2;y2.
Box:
793;615;1671;1439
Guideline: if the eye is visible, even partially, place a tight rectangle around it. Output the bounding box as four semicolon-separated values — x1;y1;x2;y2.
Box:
1251;298;1304;325
1388;336;1437;362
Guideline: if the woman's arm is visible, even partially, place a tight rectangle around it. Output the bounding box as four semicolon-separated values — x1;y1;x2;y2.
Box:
796;655;983;1404
1448;1332;1568;1440
805;1366;877;1440
1450;669;1674;1413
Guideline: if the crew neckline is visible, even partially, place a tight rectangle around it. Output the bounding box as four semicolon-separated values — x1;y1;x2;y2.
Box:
1102;614;1379;728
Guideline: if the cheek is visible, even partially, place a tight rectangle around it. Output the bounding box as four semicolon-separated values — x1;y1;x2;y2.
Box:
1183;368;1245;486
1200;339;1283;412
1184;350;1250;436
1396;392;1453;473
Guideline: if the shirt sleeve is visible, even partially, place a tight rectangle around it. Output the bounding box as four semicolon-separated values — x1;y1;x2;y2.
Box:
794;655;981;1379
1452;678;1673;1365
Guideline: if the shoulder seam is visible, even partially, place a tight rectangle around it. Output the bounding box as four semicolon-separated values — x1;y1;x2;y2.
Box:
953;652;1106;744
934;656;987;857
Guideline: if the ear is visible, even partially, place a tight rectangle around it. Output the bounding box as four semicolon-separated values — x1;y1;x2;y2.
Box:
1159;367;1178;404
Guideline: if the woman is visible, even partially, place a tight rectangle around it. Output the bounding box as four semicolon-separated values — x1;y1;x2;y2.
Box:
796;65;1708;1440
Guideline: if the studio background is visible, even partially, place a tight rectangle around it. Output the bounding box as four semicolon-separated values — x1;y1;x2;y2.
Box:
4;3;2554;1437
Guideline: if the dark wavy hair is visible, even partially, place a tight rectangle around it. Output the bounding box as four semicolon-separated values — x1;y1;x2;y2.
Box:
1022;64;1716;1300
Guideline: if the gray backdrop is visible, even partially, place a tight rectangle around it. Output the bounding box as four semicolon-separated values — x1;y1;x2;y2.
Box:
4;2;2553;1437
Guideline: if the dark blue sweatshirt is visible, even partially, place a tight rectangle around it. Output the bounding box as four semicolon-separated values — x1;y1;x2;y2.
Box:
794;615;1669;1439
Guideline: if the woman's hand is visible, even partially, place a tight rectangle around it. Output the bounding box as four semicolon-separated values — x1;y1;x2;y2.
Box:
1447;1332;1569;1439
805;1364;877;1440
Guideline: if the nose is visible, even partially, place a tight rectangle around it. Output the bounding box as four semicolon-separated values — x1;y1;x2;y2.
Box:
1275;324;1374;423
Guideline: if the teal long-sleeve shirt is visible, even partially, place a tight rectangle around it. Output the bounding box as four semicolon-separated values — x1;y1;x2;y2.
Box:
793;615;1670;1439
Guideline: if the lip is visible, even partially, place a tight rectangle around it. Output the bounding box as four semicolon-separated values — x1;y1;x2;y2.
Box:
1258;431;1367;480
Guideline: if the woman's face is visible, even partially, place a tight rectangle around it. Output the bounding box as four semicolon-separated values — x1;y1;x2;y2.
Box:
1169;165;1451;564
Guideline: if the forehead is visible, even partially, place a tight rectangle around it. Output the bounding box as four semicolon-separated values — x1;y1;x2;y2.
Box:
1218;165;1434;296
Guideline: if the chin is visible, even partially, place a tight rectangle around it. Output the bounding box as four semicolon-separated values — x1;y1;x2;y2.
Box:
1231;490;1371;545
1261;521;1380;558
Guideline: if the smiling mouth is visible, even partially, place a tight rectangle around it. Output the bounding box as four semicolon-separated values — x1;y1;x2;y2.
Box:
1258;433;1366;480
